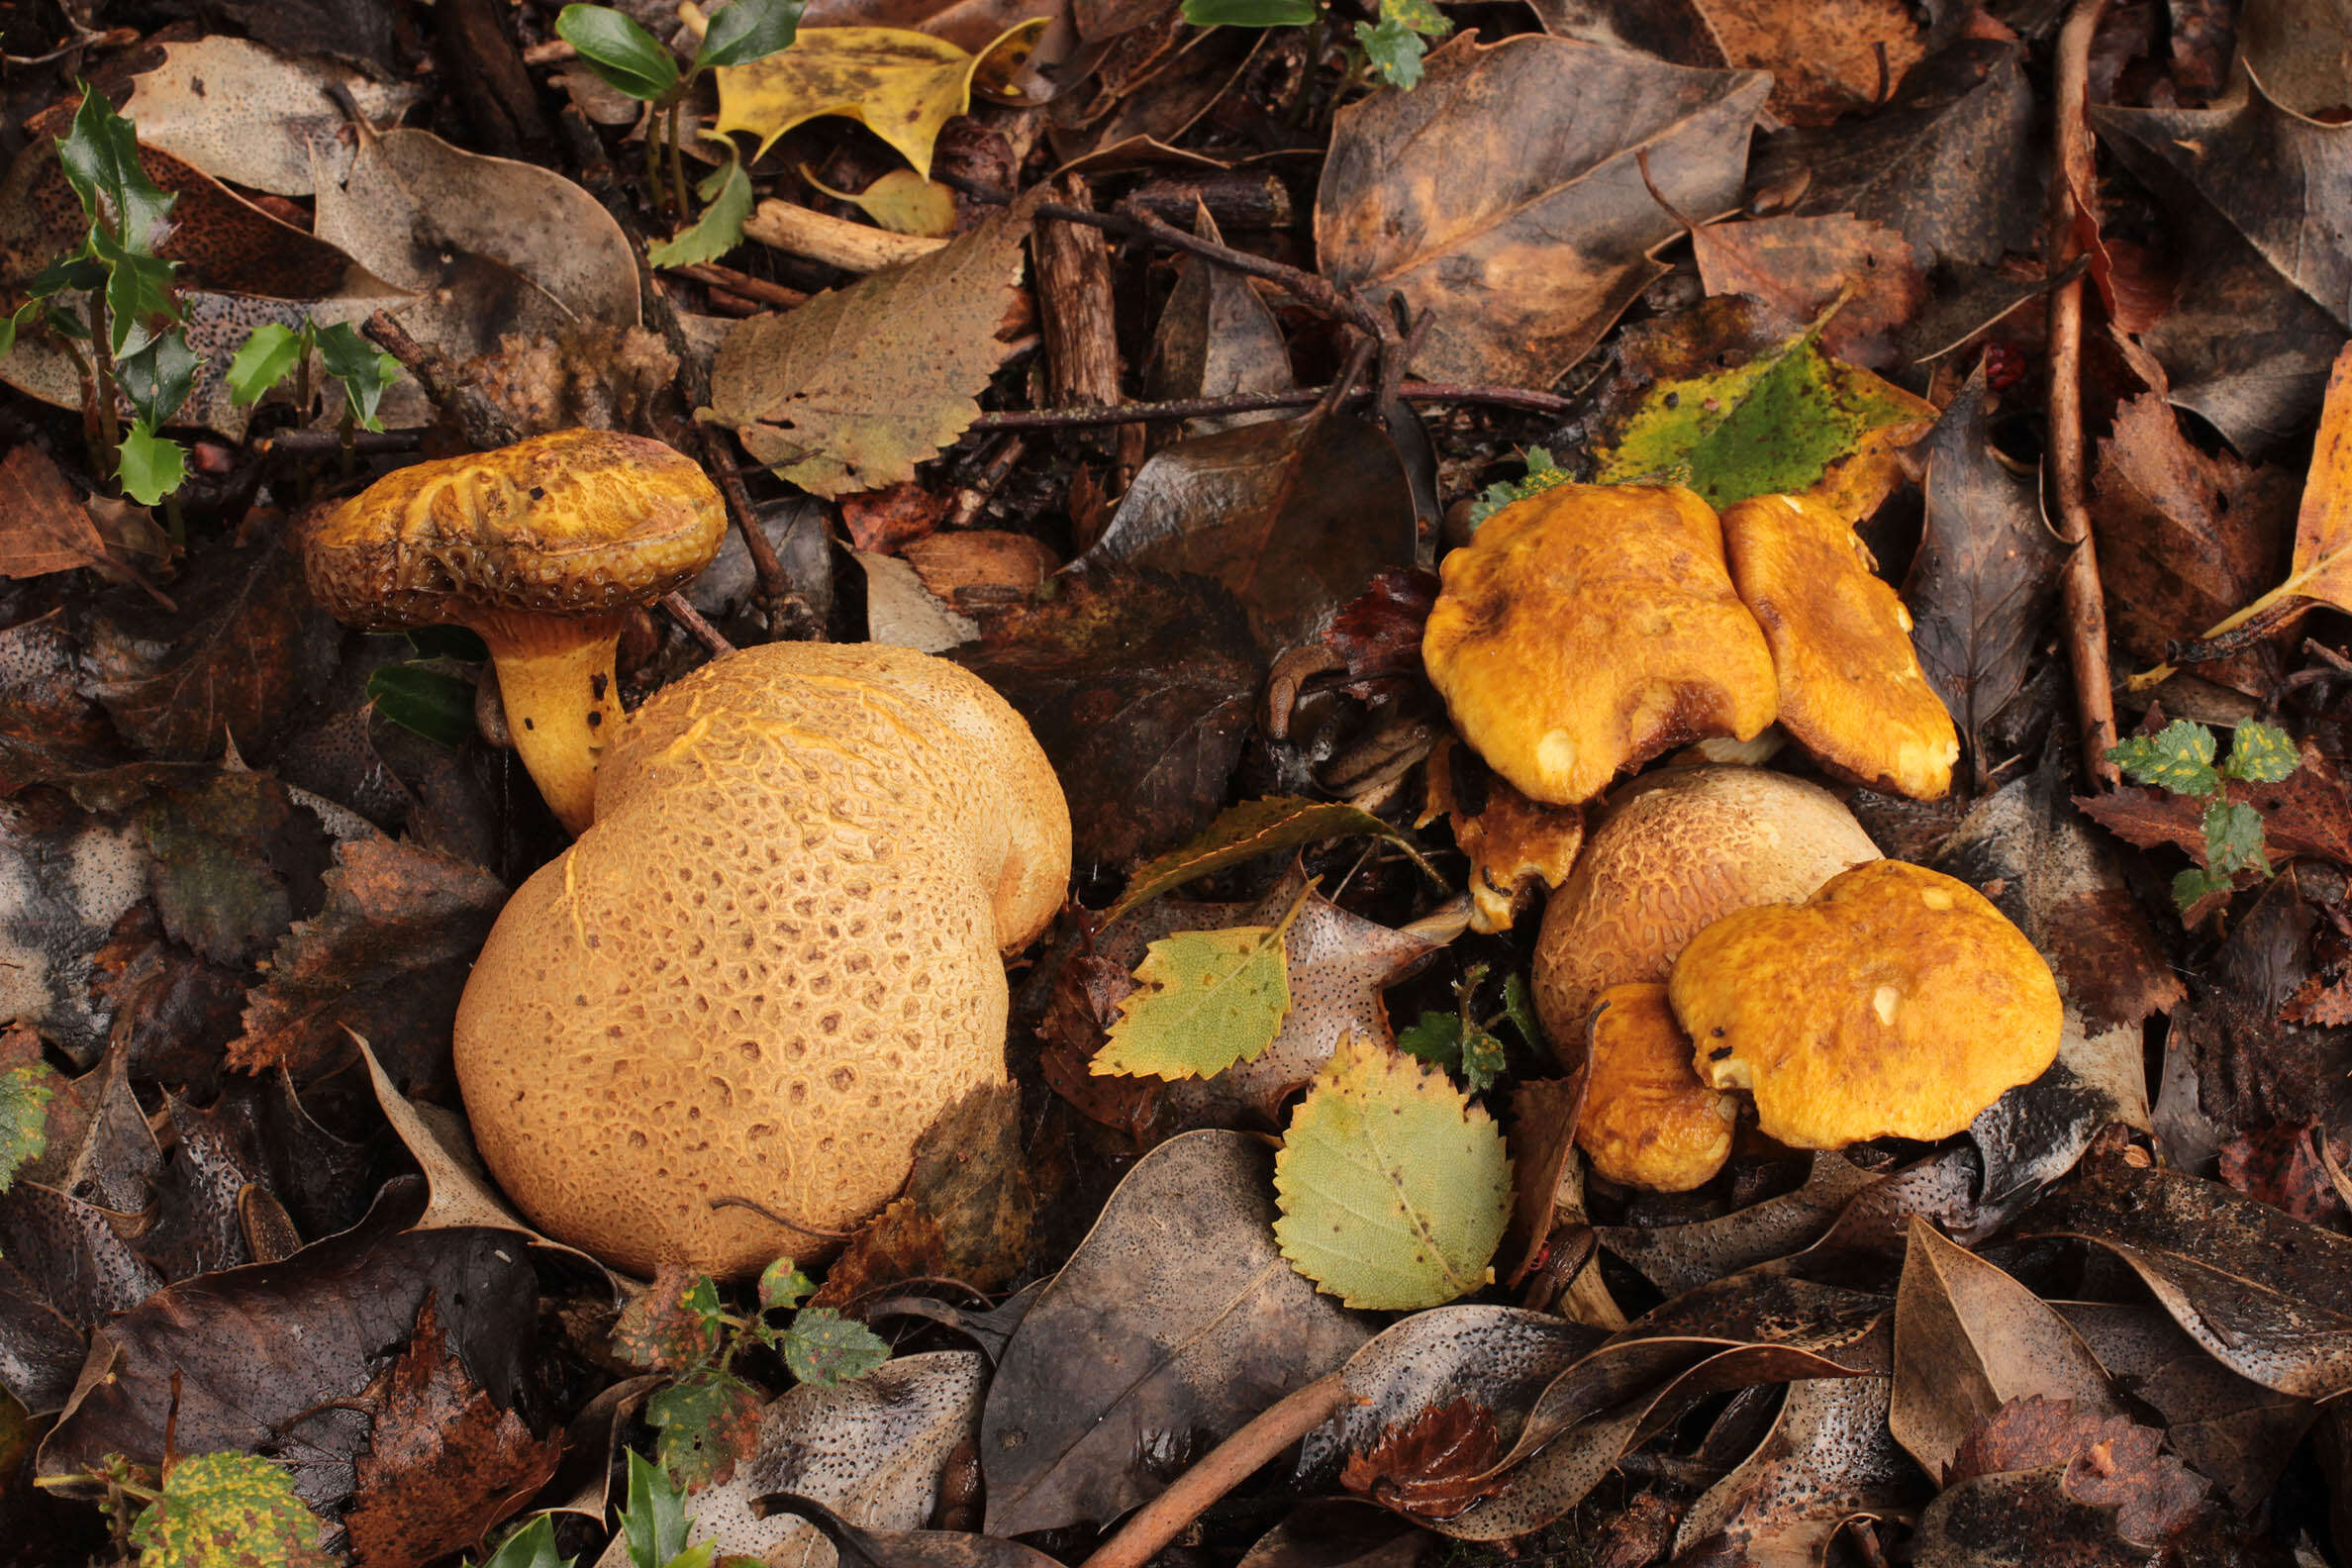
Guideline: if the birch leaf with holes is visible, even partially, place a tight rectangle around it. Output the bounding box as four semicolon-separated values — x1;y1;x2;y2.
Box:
1093;892;1308;1080
1274;1035;1512;1310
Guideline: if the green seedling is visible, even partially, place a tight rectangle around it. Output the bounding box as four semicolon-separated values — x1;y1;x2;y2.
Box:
2107;717;2302;912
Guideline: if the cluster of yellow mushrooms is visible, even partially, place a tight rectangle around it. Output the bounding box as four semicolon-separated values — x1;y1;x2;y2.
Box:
299;431;2059;1275
1425;481;2061;1193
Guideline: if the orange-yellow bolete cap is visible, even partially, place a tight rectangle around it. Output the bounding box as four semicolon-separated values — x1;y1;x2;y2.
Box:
1717;492;1959;800
1421;483;1778;806
1578;982;1737;1192
1667;859;2062;1148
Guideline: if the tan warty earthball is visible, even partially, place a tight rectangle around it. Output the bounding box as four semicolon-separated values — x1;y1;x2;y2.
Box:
452;640;1071;1278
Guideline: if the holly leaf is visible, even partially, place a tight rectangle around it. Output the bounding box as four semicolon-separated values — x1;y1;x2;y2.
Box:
780;1308;890;1387
2203;800;2268;876
1094;893;1309;1081
228;323;304;407
129;1451;331;1568
89;228;181;355
116;422;187;507
314;322;401;431
1590;310;1939;511
2226;720;2301;785
646;1369;762;1491
1273;1035;1512;1310
365;663;475;749
56;85;176;250
647;152;752;270
2108;719;2221;798
471;1515;574;1568
553;5;679;100
115;332;200;429
706;198;1033;497
620;1450;700;1568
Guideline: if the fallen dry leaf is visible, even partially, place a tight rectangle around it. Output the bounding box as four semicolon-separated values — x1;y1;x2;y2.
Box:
1690;0;1948;125
0;447;108;582
1690;215;1927;368
121;37;424;196
1316;34;1769;386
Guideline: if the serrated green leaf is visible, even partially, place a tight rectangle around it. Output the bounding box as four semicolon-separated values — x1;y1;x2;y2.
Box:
1500;971;1543;1057
1395;1010;1463;1071
0;1064;55;1197
623;1449;692;1568
2203;799;2268;875
1273;1035;1511;1310
116;331;200;428
1467;446;1571;527
1093;893;1306;1080
1591;320;1935;510
2108;719;2221;797
648;152;753;269
2224;720;2300;785
2173;865;2234;911
1105;795;1432;926
1182;0;1319;23
57;86;176;250
692;0;804;72
1383;0;1451;32
782;1308;890;1386
1457;1026;1506;1093
315;321;402;431
1355;16;1433;88
470;1514;576;1568
89;225;179;355
366;664;477;749
556;5;681;100
758;1257;814;1312
117;421;186;506
129;1452;330;1568
647;1370;762;1491
228;323;304;407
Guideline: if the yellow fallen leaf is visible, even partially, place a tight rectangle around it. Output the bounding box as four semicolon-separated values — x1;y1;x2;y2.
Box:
802;165;956;238
2133;341;2352;688
716;20;1043;178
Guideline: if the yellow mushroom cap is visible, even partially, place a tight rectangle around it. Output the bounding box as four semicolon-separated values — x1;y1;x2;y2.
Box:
300;428;726;631
1421;483;1778;806
1532;765;1881;1045
1667;859;2061;1149
1578;982;1737;1192
1717;492;1959;800
452;640;1072;1277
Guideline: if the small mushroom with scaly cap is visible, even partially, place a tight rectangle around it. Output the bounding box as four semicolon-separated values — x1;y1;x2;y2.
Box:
1717;492;1959;799
1421;483;1778;807
1578;982;1738;1191
1668;859;2062;1148
299;428;727;834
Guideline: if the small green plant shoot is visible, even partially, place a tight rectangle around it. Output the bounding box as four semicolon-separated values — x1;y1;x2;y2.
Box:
2107;718;2302;911
1177;0;1452;90
1397;961;1544;1093
1467;445;1573;527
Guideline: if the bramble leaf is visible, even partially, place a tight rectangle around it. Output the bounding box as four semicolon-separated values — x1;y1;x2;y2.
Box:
646;1370;761;1491
2203;799;2268;875
757;1257;814;1312
647;152;753;270
1273;1035;1511;1310
780;1308;890;1386
2224;720;2300;785
128;1451;331;1568
2108;719;2221;798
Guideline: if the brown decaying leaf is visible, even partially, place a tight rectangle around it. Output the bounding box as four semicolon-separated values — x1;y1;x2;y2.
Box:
87;529;342;762
951;566;1261;867
344;1295;562;1568
1905;369;2065;773
802;0;1062;54
2216;1122;2345;1226
1671;1369;1919;1562
1690;215;1927;369
140;771;334;970
0;446;109;581
978;1130;1370;1535
0;795;155;1066
2077;737;2352;872
1144;203;1296;436
1316;35;1769;386
840;481;954;554
1688;0;1940;127
1599;1150;1880;1295
0;611;122;794
1749;40;2042;268
817;1081;1035;1305
1890;1218;2124;1484
228;835;506;1097
1500;1075;1587;1293
120;36;426;197
709;199;1034;498
1941;1396;2209;1547
903;531;1060;622
2092;393;2294;693
1338;1399;1505;1519
1324;566;1438;700
1085;407;1417;651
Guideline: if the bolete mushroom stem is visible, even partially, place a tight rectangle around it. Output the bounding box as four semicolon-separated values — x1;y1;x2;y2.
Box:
471;609;631;836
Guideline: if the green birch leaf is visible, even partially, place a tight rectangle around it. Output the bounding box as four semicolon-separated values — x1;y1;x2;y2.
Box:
647;153;753;269
2108;719;2220;797
0;1064;55;1196
57;85;176;249
781;1309;890;1386
1092;891;1310;1080
1273;1035;1511;1310
1105;794;1433;926
129;1452;331;1568
2224;720;2301;784
1591;318;1935;509
2203;799;2268;875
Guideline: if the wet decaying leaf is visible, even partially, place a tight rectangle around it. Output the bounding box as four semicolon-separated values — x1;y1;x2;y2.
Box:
0;798;153;1067
2018;1145;2352;1400
1905;369;2065;775
1102;795;1430;929
815;1081;1034;1305
0;611;123;794
1145;205;1296;435
343;1295;562;1568
980;1130;1371;1536
756;1493;1060;1568
1599;1152;1880;1296
1911;1396;2212;1564
0;1180;163;1413
1672;1366;1918;1564
38;1180;539;1514
1690;214;1928;369
139;769;335;969
952;566;1261;867
1317;34;1769;385
1085;408;1416;651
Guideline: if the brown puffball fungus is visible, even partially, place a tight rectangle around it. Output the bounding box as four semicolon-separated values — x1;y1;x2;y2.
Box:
452;640;1070;1277
1578;983;1738;1192
1421;483;1778;806
1532;766;1881;1047
300;429;726;835
1668;859;2062;1149
1717;492;1959;799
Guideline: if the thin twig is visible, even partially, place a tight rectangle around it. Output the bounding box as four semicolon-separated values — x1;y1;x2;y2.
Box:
1079;1374;1355;1568
659;591;734;656
2046;0;2119;789
693;422;795;622
360;311;523;450
260;428;425;457
972;381;1575;431
705;1193;854;1240
675;262;810;310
